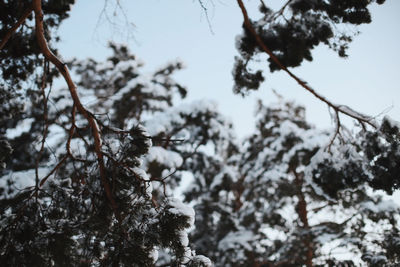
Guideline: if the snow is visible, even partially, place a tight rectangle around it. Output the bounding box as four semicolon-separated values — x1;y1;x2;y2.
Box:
145;181;153;198
337;105;378;128
317;238;362;265
315;233;339;244
0;168;48;199
145;110;184;136
218;230;255;252
133;167;150;181
174;171;195;201
182;247;192;264
361;199;399;213
149;247;159;263
369;255;388;263
192;255;212;267
6;118;34;139
145;99;220;136
178;231;189;247
46;124;66;148
147;147;183;168
167;198;195;226
49;88;73;111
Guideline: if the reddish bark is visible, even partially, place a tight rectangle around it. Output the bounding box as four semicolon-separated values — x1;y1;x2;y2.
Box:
293;168;313;267
32;0;121;223
236;0;376;129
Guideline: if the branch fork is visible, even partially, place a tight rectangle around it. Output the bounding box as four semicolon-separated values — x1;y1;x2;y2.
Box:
32;0;121;222
236;0;377;132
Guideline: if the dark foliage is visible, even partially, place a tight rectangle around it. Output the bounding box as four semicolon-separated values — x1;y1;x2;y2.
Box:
233;0;385;94
313;116;400;196
0;0;74;88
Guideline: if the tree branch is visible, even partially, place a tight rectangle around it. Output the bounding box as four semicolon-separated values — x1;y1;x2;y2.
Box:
327;110;342;151
0;6;33;50
39;155;68;187
236;0;377;129
267;0;293;22
32;0;121;222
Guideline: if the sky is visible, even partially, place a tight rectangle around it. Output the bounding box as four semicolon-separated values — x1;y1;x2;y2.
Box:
57;0;400;138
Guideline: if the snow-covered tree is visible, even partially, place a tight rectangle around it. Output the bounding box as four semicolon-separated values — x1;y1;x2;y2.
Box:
0;43;212;266
233;0;386;94
188;100;400;266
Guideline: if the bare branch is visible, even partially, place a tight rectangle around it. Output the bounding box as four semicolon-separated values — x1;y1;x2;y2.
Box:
267;0;294;22
236;0;377;129
65;105;89;163
39;155;68;187
197;0;215;35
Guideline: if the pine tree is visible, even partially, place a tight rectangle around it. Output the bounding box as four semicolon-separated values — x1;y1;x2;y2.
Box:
0;0;75;174
0;0;74;88
313;116;400;195
233;0;386;94
0;43;212;266
188;100;400;266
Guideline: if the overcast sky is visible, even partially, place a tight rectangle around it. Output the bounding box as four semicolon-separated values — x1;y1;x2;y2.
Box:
58;0;400;138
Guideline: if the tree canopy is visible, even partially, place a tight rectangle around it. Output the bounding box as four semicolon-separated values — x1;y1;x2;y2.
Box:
0;0;399;266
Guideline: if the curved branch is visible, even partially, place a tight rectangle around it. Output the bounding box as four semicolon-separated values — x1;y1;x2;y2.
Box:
32;0;121;222
236;0;377;129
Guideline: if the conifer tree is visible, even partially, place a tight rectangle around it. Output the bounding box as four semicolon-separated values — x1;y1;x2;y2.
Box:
0;42;212;266
188;100;400;266
233;0;386;94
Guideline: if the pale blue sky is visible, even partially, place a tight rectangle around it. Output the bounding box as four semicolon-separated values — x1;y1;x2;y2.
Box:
58;0;400;137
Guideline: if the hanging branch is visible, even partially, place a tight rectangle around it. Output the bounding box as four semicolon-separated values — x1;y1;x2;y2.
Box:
32;0;121;222
236;0;377;130
0;6;33;50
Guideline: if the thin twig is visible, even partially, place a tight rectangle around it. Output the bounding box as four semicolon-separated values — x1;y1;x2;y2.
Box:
65;105;88;163
198;0;215;35
236;0;377;129
327;110;341;151
95;119;185;142
39;155;68;187
268;0;294;22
